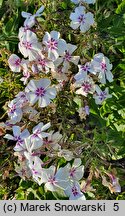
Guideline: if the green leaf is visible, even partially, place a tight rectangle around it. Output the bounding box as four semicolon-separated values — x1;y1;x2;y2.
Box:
38;186;44;196
61;2;67;9
118;63;125;70
27;188;41;200
4;18;15;34
14;0;23;7
0;0;3;7
57;158;67;168
89;99;100;116
27;192;34;200
15;189;25;200
19;180;33;189
73;96;82;108
114;123;125;132
87;191;95;198
52;189;68;200
116;1;125;14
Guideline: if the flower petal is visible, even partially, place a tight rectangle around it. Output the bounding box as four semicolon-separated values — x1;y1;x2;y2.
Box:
26;92;38;105
13;126;21;137
46;88;57;99
37;78;51;89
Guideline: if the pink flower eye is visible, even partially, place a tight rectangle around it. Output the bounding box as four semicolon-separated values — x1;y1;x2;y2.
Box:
35;87;46;97
82;82;92;92
9;105;16;114
78;14;85;24
70;167;76;177
72;186;79;196
99;91;107;101
64;51;71;62
32;168;38;175
47;38;58;50
81;65;90;72
23;41;32;49
100;62;107;71
32;129;41;138
15;58;21;66
48;176;56;185
38;58;46;66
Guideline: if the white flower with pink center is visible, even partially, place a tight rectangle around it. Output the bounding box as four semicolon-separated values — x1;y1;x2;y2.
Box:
66;158;84;181
31;122;51;147
44;130;62;151
93;85;112;104
8;54;22;72
51;64;71;82
8;100;23;123
4;126;30;152
19;30;42;61
75;76;95;97
65;182;86;200
74;62;94;83
25;78;56;107
43;31;67;61
70;6;94;33
36;54;54;74
40;165;69;191
71;0;96;4
91;53;113;84
44;130;62;146
54;43;80;70
23;135;45;154
24;153;44;185
22;6;44;28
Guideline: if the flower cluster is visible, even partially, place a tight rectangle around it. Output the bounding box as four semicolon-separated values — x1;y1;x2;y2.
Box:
5;122;85;199
73;53;113;106
3;2;117;200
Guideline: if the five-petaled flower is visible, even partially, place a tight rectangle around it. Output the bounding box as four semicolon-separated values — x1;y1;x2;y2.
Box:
25;78;56;107
4;126;30;151
8;100;23;124
75;76;95;97
40;165;69;191
70;6;94;33
65;182;86;200
54;43;80;70
66;158;84;181
19;30;42;61
91;53;113;84
93;85;112;104
8;54;22;72
43;31;67;61
74;62;94;83
36;54;54;74
31;122;51;147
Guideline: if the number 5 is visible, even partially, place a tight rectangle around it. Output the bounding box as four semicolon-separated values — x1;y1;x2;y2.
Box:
113;203;119;211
